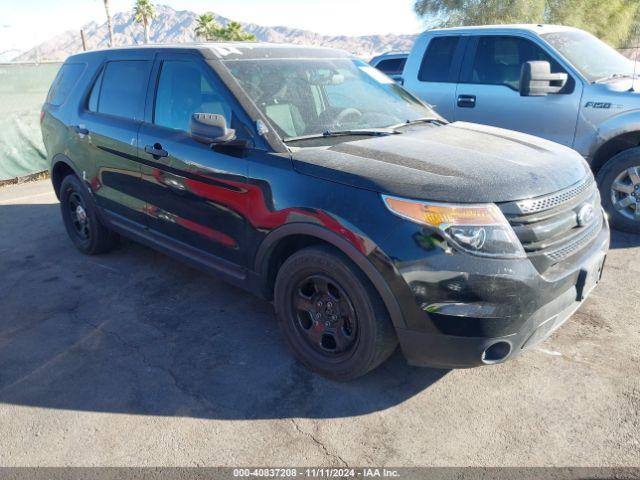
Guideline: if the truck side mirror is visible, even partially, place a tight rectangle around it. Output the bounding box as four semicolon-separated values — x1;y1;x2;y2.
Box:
190;113;236;144
520;61;568;96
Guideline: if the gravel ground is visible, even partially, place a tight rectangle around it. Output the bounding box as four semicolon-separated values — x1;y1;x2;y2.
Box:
0;180;638;467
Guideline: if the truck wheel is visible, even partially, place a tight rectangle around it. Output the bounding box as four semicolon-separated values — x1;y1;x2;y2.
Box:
274;245;397;381
59;174;117;255
597;148;640;234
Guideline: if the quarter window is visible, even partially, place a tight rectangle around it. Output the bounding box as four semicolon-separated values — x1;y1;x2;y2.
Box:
46;63;85;106
418;36;460;82
154;60;232;132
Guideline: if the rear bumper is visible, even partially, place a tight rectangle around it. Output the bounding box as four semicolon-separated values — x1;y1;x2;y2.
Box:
394;220;609;369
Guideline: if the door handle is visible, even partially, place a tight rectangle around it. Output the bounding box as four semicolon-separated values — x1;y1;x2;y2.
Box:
73;125;89;135
457;94;476;108
144;143;168;159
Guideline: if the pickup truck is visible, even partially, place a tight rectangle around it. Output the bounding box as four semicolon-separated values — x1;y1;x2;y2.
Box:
403;24;640;233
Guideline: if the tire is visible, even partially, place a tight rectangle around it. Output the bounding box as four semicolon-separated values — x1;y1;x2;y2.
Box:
596;148;640;234
59;174;117;255
274;245;397;381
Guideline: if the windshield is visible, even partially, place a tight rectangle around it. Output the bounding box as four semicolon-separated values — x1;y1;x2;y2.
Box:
222;57;437;140
542;30;635;83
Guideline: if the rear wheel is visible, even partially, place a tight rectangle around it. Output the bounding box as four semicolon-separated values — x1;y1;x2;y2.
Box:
597;148;640;233
274;245;397;381
59;174;117;255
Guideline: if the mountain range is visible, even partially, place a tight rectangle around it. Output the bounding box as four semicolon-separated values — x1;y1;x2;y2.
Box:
15;5;418;62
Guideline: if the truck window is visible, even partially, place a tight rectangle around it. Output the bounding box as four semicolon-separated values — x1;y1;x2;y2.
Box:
46;63;85;106
94;60;151;121
418;36;460;82
153;60;232;132
375;58;406;75
470;36;566;91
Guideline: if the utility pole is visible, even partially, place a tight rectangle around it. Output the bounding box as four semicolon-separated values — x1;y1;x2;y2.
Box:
80;29;87;51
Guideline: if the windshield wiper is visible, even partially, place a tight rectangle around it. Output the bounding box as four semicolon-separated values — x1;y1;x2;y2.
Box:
594;73;637;83
283;129;396;143
388;117;443;131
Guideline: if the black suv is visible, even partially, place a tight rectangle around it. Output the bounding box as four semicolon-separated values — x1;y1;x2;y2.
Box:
42;43;609;380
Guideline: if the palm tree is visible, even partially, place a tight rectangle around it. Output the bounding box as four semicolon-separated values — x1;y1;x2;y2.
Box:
102;0;114;47
195;13;217;41
134;0;157;44
221;21;257;41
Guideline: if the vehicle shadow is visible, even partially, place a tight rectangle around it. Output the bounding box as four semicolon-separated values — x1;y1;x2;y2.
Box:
609;228;640;249
0;202;447;420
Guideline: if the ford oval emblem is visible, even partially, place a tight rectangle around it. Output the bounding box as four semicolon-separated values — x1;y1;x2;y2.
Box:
577;204;595;227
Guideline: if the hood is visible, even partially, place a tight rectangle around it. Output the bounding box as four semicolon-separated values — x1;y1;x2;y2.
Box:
291;121;590;203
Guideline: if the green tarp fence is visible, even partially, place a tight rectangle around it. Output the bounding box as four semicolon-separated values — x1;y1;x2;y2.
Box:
0;62;62;180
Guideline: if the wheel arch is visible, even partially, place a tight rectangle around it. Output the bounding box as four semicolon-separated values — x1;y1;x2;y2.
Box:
254;223;406;329
51;154;82;199
591;131;640;175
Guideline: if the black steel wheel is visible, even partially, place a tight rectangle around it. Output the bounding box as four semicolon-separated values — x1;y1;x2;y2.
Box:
59;174;117;255
292;274;358;359
275;245;397;381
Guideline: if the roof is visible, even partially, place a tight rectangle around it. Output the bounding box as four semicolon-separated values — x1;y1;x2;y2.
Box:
422;24;582;36
68;42;353;62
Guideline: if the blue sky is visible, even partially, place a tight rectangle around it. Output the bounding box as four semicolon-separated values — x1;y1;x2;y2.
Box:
0;0;424;53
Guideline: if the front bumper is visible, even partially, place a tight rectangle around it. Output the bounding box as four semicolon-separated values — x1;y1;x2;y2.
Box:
392;219;610;369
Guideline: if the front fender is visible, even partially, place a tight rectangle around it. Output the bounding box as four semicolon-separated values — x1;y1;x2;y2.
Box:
577;107;640;163
254;222;407;329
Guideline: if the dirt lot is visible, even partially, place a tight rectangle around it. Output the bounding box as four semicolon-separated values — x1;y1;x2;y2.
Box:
0;180;638;467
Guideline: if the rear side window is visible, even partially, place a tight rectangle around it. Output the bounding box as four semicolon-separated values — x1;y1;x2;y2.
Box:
418;36;460;82
46;63;85;106
92;60;151;120
375;58;406;75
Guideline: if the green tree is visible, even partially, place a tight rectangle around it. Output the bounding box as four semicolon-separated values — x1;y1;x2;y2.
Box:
414;0;640;47
218;21;257;41
194;13;256;42
134;0;157;44
195;13;217;41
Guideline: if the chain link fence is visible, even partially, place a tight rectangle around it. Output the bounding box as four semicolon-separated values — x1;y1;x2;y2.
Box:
0;62;61;181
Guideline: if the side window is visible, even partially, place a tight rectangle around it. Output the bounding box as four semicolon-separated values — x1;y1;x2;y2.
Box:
418;36;460;82
96;60;151;120
375;58;406;75
46;63;86;106
154;60;232;132
471;36;568;91
87;67;104;112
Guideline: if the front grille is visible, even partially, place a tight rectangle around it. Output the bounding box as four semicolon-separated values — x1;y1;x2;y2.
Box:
514;178;594;214
499;176;603;272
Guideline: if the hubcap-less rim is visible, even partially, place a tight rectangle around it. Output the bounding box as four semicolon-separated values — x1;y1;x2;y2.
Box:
292;274;358;358
68;191;90;240
611;166;640;221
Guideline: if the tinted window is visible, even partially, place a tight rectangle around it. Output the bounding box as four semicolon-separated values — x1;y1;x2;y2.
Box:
375;58;406;74
46;63;85;106
97;61;150;120
87;67;104;112
418;36;459;82
471;36;565;90
154;60;232;132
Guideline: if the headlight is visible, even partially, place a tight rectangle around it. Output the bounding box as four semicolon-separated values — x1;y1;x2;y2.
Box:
382;195;525;258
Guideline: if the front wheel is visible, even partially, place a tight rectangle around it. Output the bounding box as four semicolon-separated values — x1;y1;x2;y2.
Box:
597;148;640;234
274;245;397;381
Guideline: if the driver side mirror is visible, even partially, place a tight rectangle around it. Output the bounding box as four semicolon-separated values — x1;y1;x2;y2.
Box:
190;113;236;144
520;61;568;96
